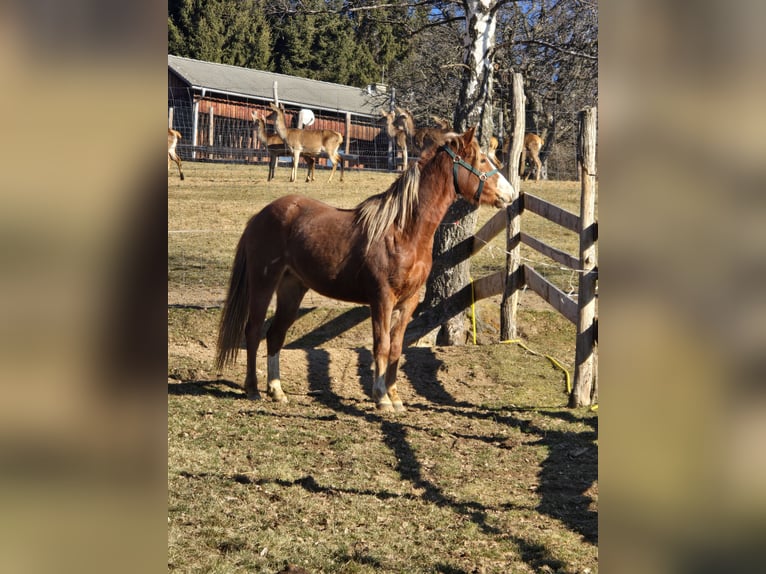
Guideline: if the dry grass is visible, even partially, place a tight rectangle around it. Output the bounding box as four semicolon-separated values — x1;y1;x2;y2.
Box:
168;161;597;573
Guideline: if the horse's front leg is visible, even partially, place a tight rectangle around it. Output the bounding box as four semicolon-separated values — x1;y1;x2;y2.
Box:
384;296;420;412
370;302;394;412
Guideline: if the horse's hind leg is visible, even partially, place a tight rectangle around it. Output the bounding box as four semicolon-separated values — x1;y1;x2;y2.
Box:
265;271;308;402
244;276;281;400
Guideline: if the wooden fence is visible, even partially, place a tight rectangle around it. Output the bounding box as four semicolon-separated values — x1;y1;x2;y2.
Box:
405;78;597;407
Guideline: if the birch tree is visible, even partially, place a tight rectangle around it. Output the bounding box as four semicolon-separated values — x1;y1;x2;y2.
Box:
422;0;509;345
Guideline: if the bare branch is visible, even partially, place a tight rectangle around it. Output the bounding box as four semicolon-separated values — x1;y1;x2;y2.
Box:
503;39;598;61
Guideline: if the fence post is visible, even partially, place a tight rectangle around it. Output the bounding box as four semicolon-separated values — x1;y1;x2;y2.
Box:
208;106;215;159
387;88;395;171
500;73;525;339
250;115;258;163
570;107;598;407
192;96;200;160
345;111;351;155
168;107;174;129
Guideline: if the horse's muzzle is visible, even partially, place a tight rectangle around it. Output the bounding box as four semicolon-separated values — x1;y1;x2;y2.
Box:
494;181;514;208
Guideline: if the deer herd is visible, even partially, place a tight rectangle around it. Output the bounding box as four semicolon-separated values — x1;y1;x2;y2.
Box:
169;104;545;183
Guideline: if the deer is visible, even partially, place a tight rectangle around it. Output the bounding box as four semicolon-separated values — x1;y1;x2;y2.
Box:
396;108;453;157
381;109;411;169
252;112;316;182
268;103;344;183
501;133;545;181
519;133;544;181
168;128;184;180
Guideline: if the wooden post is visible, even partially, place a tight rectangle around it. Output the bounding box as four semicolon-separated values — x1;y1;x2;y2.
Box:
168;107;174;129
570;107;598;407
250;108;258;163
500;73;526;340
191;98;200;160
208;106;215;159
345;111;351;155
273;81;279;106
388;88;395;171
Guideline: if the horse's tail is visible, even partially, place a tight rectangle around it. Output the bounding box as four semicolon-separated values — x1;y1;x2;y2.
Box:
214;238;249;372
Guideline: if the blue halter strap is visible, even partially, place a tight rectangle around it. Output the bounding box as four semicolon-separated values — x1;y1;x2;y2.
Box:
440;144;499;203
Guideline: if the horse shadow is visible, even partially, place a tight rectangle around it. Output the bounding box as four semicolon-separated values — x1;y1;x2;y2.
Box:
167;378;243;399
284;306;370;349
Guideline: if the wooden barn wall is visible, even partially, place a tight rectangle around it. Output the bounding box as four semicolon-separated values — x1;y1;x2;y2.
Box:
168;81;392;169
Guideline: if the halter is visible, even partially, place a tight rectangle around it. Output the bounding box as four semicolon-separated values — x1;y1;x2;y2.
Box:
441;144;499;203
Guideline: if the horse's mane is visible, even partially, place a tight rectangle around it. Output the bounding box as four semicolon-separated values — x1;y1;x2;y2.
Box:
354;162;421;253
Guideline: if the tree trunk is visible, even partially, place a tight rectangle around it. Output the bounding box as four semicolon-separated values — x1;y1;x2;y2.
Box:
454;0;498;145
422;0;498;345
422;201;478;345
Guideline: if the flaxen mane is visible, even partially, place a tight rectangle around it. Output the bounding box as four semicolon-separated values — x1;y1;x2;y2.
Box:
354;162;421;253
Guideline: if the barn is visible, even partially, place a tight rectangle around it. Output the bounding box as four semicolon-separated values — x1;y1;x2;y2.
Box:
168;55;397;171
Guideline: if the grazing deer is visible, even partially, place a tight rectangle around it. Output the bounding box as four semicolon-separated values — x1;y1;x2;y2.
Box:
268;103;344;183
520;133;544;181
168;128;184;180
252;113;316;182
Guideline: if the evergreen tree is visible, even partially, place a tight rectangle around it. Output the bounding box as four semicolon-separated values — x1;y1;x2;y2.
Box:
168;0;272;69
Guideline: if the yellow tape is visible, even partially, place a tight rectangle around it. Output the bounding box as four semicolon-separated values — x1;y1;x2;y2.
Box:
468;278;591;406
500;339;572;395
469;276;477;345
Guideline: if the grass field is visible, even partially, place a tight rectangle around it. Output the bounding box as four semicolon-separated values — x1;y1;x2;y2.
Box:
168;160;597;573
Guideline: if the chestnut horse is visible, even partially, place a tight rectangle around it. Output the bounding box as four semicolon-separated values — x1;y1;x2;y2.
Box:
215;127;513;412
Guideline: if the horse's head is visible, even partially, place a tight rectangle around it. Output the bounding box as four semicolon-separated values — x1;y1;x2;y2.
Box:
442;127;514;208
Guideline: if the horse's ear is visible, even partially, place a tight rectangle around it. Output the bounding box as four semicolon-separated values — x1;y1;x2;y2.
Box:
459;126;477;151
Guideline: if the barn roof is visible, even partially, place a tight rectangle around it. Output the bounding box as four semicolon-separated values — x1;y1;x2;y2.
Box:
168;55;385;118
